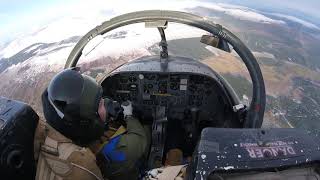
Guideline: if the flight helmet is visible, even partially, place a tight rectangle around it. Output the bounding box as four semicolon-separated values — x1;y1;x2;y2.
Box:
44;68;104;145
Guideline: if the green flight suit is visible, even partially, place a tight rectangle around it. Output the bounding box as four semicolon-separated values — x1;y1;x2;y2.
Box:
97;116;150;180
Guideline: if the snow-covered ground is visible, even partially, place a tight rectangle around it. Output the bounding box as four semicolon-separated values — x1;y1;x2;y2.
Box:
1;1;319;89
1;1;318;96
0;1;300;60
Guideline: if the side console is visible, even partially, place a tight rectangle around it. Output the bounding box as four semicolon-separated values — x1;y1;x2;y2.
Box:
0;97;39;180
189;128;320;180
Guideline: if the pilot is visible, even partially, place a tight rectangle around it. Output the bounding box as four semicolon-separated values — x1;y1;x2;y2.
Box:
35;68;149;180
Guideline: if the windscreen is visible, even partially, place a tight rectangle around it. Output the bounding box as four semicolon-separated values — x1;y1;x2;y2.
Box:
76;22;254;125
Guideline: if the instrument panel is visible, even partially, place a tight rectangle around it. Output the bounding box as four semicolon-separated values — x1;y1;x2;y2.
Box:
101;72;228;122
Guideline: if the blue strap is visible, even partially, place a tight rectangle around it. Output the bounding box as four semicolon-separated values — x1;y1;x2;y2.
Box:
102;135;126;162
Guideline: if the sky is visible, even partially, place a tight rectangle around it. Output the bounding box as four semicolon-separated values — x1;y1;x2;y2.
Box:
0;0;320;46
0;0;79;44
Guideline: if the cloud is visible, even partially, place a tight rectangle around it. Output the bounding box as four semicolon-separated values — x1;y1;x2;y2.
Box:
270;13;320;30
200;3;285;24
0;13;8;18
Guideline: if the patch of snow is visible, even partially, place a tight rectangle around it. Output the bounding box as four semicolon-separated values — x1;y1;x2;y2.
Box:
201;154;207;159
25;44;42;53
0;15;110;58
273;111;285;116
288;57;292;62
205;46;220;56
36;43;75;57
79;23;206;63
223;166;234;170
253;51;275;59
293;99;302;104
242;95;250;106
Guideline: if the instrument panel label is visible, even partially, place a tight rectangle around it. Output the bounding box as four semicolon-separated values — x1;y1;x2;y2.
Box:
240;141;297;158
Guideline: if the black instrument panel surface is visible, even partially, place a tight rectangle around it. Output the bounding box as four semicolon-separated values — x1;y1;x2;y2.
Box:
102;72;229;123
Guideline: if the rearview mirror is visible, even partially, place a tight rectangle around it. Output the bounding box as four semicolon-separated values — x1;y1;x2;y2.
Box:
200;35;231;53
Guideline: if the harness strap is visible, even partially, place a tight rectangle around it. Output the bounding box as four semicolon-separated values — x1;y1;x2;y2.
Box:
96;125;127;153
41;136;59;155
71;163;104;180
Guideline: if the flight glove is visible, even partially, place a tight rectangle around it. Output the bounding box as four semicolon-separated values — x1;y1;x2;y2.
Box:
121;101;133;119
103;98;124;121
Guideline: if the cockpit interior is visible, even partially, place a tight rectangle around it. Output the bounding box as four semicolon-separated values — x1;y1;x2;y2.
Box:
9;10;320;180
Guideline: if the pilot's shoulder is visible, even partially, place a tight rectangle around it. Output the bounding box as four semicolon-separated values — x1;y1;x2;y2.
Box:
45;123;73;142
36;124;103;180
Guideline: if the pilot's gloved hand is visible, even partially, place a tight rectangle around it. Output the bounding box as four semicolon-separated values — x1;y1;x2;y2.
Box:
147;168;164;179
104;98;124;121
121;101;133;119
